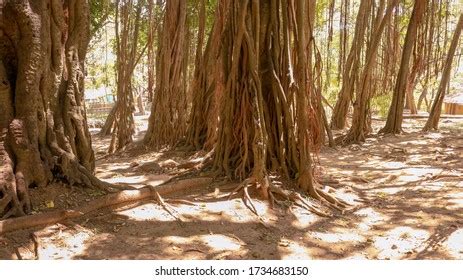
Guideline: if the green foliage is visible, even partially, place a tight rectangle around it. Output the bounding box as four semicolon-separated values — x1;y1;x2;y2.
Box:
371;94;392;119
89;0;114;35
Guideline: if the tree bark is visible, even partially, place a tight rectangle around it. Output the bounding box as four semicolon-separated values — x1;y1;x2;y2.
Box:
342;0;397;144
0;0;101;218
144;0;188;150
108;0;143;153
185;0;226;151
212;0;345;211
330;0;371;130
380;0;426;134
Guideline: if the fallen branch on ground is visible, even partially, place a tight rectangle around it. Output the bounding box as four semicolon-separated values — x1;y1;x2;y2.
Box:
0;177;212;235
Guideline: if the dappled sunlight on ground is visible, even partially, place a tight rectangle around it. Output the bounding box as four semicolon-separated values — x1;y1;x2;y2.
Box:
444;229;463;259
279;240;312;260
1;117;462;260
374;227;430;259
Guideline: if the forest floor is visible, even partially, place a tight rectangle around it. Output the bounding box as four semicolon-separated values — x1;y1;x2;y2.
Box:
1;115;462;260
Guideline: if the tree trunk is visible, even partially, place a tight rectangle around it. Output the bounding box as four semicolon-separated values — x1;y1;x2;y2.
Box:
380;0;426;134
212;0;345;210
423;13;463;131
99;104;116;136
0;0;100;218
108;0;143;153
185;0;226;151
330;0;371;130
144;0;188;149
342;0;397;144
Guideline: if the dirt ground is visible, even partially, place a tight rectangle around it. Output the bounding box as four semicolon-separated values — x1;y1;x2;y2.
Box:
1;116;462;260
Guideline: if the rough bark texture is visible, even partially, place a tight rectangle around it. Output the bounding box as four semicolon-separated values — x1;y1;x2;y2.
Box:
186;0;227;151
108;0;143;153
144;0;188;150
0;0;98;219
212;0;346;212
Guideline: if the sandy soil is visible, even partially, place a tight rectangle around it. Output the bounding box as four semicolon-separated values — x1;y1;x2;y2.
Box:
1;116;462;260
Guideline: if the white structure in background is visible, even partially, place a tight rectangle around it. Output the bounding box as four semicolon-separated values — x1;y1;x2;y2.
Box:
85;87;114;104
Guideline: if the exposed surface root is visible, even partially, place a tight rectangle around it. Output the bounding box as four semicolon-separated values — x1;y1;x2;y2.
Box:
310;185;351;212
0;178;212;234
227;176;349;218
228;177;265;217
153;191;183;223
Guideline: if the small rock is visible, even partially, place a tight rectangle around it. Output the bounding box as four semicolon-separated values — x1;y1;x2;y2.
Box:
391;244;398;250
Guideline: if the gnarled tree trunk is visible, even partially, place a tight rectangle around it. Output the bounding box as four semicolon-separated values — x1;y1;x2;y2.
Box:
212;0;346;212
108;0;143;153
0;0;100;219
186;0;227;151
144;0;188;149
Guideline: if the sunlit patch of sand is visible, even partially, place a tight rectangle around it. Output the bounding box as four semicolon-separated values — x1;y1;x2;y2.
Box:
333;188;360;205
412;182;448;192
279;240;312;259
444;229;463;259
396;168;441;183
156;234;243;258
373;226;429;259
354;208;387;231
117;203;174;222
103;174;170;188
382;162;406;169
310;232;365;243
36;225;94;259
201;235;241;251
343;253;369;260
290;210;319;229
444;191;463;210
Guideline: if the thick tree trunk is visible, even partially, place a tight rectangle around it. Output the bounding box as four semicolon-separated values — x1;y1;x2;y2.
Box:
144;0;188;149
380;0;426;134
186;0;227;151
423;13;463;131
0;0;100;218
212;0;346;212
99;104;116;136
